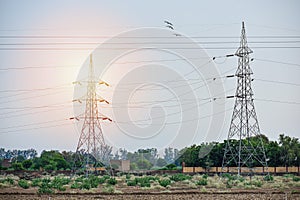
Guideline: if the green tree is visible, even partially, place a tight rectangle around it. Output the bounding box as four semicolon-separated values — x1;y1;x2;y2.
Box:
22;159;33;169
11;162;24;170
279;134;299;166
130;162;137;170
136;159;152;170
156;158;167;167
265;141;281;167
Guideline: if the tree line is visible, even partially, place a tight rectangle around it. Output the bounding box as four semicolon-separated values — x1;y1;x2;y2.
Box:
0;134;299;171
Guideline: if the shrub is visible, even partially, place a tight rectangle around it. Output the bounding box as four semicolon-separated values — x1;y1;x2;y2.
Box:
135;177;150;187
196;179;208;186
5;178;14;185
252;180;262;187
127;180;137;186
102;185;115;193
140;181;150;187
107;178;117;185
103;175;110;180
98;177;106;184
88;175;100;188
18;179;29;189
51;176;70;190
226;180;233;188
31;178;41;187
125;174;131;180
58;186;66;191
293;176;300;182
221;173;232;179
80;179;91;190
159;179;171;187
75;176;84;183
264;174;274;181
170;174;191;182
166;164;177;170
38;186;53;194
38;182;53;194
202;174;208;179
11;162;24;170
133;176;158;188
71;182;81;189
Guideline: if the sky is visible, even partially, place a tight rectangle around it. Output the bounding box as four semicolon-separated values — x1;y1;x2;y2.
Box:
0;0;299;155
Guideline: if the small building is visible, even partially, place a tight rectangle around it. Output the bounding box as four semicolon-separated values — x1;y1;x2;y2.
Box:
110;160;130;171
1;159;11;168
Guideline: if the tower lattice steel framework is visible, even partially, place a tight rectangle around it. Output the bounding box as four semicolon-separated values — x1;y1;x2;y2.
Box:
74;54;112;167
222;22;268;176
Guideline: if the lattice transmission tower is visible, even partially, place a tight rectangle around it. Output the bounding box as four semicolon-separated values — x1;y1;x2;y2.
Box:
222;22;268;176
72;54;112;170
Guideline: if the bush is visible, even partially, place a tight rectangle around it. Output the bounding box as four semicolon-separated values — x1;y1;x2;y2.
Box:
140;181;150;187
202;174;208;179
31;178;41;187
125;174;131;180
170;174;191;182
98;177;106;184
38;182;53;194
75;176;84;183
133;176;158;187
5;178;14;185
102;185;115;193
165;164;177;170
226;180;233;188
293;176;300;182
88;175;100;188
221;173;235;180
264;174;274;181
11;162;24;170
18;179;29;189
71;182;81;189
38;186;53;194
80;179;91;190
22;160;33;169
134;177;150;187
127;180;137;186
103;175;110;180
252;180;262;187
107;178;117;185
51;176;70;190
196;179;208;186
159;179;171;187
58;186;66;191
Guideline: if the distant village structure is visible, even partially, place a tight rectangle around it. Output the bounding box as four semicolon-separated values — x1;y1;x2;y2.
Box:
110;160;130;171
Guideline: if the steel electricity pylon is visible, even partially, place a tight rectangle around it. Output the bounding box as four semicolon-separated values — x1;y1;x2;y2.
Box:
72;54;112;170
222;22;268;176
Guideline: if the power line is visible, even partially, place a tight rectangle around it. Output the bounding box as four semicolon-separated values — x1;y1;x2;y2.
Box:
0;122;72;135
0;55;225;71
0;41;300;45
0;89;70;105
0;83;72;93
0;35;300;39
255;98;300;105
0;47;300;51
0;118;68;130
254;58;300;68
255;78;300;87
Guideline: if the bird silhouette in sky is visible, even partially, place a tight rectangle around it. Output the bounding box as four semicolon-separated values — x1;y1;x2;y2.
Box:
164;20;173;26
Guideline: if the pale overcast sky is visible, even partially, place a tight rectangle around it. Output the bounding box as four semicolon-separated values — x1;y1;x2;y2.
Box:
0;0;299;154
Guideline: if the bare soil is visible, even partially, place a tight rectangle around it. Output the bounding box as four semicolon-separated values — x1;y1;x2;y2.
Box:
0;193;299;200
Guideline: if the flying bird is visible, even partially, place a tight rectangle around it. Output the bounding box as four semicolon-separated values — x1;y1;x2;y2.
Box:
164;20;173;26
166;25;174;30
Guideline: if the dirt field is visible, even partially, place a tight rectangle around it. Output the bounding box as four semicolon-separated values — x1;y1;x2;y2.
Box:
1;173;299;199
0;193;299;200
